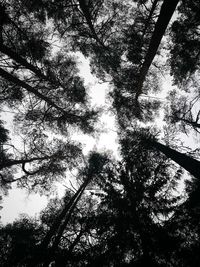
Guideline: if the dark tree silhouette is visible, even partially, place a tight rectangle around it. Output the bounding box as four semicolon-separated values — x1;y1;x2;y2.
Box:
149;139;200;179
1;1;200;266
135;0;180;101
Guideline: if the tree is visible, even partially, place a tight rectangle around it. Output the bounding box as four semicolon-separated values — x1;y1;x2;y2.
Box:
0;1;98;134
135;0;180;101
0;139;183;266
24;151;109;266
126;128;200;180
0;119;11;195
1;1;200;266
0;0;98;194
148;139;200;180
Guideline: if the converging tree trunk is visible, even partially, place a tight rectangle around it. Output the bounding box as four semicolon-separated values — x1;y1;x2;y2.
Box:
150;140;200;179
42;180;88;267
40;176;92;251
136;0;180;100
30;176;92;267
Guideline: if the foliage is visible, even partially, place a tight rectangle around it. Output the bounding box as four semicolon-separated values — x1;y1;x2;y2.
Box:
169;0;200;85
1;0;200;266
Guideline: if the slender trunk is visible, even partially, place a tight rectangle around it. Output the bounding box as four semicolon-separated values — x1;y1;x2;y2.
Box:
39;177;92;267
53;229;85;267
150;140;200;179
43;185;87;267
51;182;86;250
40;177;91;250
136;0;179;100
67;228;85;254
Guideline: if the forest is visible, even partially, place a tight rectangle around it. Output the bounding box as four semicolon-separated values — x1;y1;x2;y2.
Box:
0;0;200;266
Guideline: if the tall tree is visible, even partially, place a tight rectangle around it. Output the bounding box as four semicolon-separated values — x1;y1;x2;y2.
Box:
135;0;180;101
30;152;109;266
149;139;200;179
127;129;200;180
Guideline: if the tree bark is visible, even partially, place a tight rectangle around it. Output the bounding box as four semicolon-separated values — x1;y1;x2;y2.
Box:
150;140;200;179
135;0;179;100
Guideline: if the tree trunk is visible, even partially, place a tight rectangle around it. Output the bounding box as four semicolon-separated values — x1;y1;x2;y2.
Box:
40;176;91;250
51;183;86;250
37;176;92;267
150;140;200;179
135;0;179;100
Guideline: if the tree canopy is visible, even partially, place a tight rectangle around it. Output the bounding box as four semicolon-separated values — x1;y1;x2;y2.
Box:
1;0;200;266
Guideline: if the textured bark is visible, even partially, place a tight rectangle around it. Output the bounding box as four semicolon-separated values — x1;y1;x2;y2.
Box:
151;140;200;179
136;0;179;100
